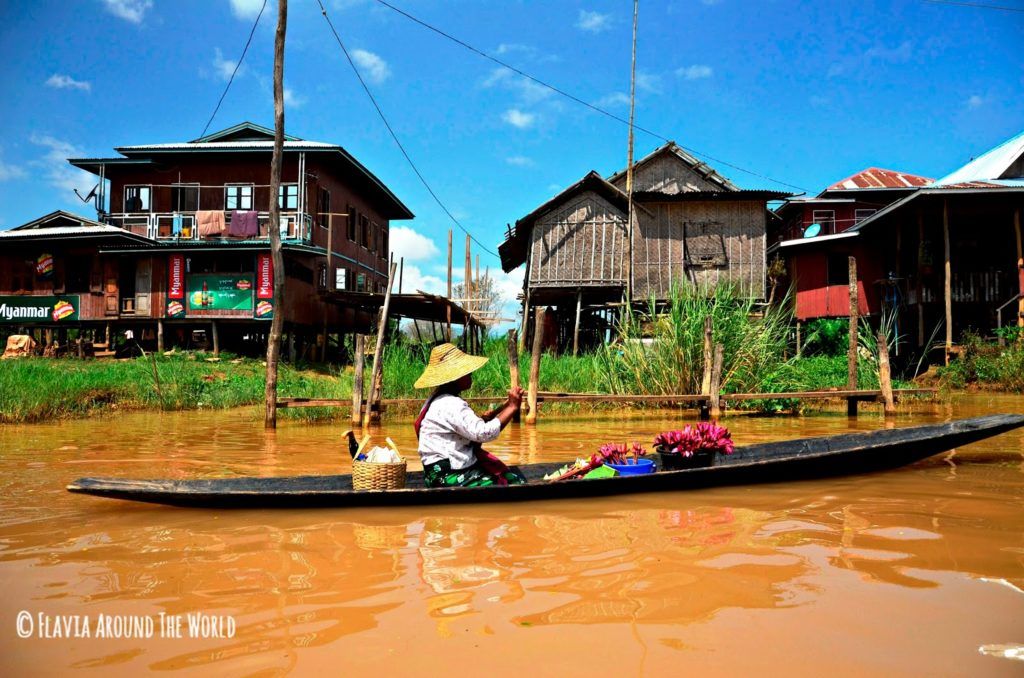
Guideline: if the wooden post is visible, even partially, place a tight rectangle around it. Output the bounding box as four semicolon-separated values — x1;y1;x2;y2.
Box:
446;229;453;336
877;330;895;417
847;255;859;416
525;306;544;425
701;315;713;395
795;320;802;357
321;214;334;362
398;256;404;295
263;0;288;429
917;209;925;347
943;199;952;364
351;334;364;426
572;289;583;356
464;235;472;351
364;261;397;427
211;320;220;357
518;288;530;354
157;318;164;354
77;330;84;359
105;322;111;348
507;329;521;422
709;343;724;419
1009;207;1023;331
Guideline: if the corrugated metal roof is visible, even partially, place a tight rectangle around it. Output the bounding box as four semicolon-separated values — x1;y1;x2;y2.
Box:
0;225;153;243
933;131;1024;186
827;167;933;191
116;140;338;152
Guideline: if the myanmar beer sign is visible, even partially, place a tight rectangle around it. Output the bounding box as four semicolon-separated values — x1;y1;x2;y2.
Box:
0;295;80;323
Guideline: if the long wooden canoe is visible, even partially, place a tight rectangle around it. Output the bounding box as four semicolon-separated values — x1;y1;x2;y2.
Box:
67;414;1024;509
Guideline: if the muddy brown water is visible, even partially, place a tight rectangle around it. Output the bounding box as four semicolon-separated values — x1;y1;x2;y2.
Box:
2;395;1023;676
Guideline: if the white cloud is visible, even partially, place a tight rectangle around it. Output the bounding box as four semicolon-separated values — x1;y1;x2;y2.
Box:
211;48;239;81
229;0;269;19
636;71;662;93
496;43;533;56
596;91;630;107
352;49;391;84
283;87;305;108
45;74;91;92
29;134;95;197
676;64;713;80
0;150;26;182
505;156;534;167
102;0;153;24
482;68;551;104
966;94;984;109
576;10;611;33
389;226;440;262
395;262;447;296
502;109;535;129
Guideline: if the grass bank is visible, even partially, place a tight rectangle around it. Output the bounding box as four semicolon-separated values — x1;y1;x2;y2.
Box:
935;330;1024;392
0;354;352;424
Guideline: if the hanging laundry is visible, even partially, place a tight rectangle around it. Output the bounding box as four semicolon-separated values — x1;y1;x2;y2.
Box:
230;210;259;237
172;214;183;236
196;210;226;237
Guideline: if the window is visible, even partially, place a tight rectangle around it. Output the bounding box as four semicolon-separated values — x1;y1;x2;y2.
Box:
368;221;379;252
380;225;388;257
854;209;877;224
356;272;366;292
317;188;331;228
335;267;347;290
811;210;835;235
827;253;850;287
171;183;199;212
124;185;151;213
278;184;298;210
359;214;369;248
224;184;253;211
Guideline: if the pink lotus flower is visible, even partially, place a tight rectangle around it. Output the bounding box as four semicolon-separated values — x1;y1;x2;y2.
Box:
592;441;648;466
653;423;734;457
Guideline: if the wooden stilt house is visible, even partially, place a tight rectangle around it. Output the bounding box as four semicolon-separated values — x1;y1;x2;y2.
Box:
499;142;789;352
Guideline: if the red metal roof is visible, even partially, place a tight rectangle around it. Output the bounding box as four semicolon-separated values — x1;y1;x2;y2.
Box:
827;167;933;191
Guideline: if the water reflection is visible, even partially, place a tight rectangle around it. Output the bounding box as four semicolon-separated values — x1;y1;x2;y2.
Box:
2;395;1024;673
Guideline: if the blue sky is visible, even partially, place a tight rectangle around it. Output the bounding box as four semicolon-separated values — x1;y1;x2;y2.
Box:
0;0;1022;322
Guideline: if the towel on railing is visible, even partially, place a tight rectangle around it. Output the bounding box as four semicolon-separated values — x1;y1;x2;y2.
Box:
196;210;226;237
172;214;183;236
229;210;259;237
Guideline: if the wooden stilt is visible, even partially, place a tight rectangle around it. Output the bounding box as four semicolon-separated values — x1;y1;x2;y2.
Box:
507;329;521;422
157;318;164;354
917;209;925;347
1014;207;1023;331
572;289;583;356
701;316;713;395
710;343;724;419
848;255;859;417
878;330;895;417
212;320;220;357
364;261;397;427
526;306;544;425
352;334;365;427
943;199;952;364
795;320;802;357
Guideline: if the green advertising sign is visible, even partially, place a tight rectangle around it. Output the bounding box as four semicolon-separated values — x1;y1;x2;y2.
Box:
186;275;254;311
0;295;80;323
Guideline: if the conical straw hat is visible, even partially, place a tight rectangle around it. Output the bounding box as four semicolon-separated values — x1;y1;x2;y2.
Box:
414;343;489;389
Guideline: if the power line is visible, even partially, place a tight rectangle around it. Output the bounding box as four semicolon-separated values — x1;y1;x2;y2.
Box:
199;0;269;138
372;0;809;193
316;0;498;258
921;0;1024;12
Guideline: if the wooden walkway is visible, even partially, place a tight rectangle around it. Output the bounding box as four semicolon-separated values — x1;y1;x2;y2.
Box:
278;388;936;409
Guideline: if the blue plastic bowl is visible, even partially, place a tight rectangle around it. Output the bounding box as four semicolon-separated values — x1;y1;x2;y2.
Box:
605;458;656;475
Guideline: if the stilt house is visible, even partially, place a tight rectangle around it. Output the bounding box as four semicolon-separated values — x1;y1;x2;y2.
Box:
499;142;789;351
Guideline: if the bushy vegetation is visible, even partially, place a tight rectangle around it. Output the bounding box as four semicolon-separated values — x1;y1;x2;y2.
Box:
936;329;1024;392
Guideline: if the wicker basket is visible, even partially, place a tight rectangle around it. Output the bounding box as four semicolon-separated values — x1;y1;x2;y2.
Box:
352;458;407;491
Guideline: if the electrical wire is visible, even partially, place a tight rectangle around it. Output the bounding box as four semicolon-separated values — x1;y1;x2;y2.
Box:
316;0;498;257
199;0;269;139
372;0;810;193
921;0;1024;12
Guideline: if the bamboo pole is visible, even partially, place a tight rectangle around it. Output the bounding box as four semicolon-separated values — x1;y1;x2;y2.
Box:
795;320;802;357
464;235;472;351
878;330;895;417
398;256;404;295
446;229;453;336
321;213;334;361
526;306;544;425
351;334;364;426
364;261;398;427
572;289;583;356
624;0;639;305
943;198;952;364
157;318;164;354
1015;207;1022;331
701;316;713;395
710;343;724;419
263;0;288;429
847;255;859;416
508;329;521;422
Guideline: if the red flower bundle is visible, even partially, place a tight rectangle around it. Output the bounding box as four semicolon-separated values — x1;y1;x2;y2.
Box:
653;423;735;457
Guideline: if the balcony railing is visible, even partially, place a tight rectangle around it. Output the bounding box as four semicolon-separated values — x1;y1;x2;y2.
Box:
105;211;313;243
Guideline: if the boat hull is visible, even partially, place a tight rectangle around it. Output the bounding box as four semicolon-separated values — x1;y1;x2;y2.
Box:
67;414;1024;509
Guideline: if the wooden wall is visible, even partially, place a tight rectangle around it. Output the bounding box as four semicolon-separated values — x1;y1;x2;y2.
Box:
610;153;723;194
527;191;628;288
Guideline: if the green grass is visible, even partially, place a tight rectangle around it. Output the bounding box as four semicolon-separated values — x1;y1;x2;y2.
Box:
0;354;353;423
936;330;1024;392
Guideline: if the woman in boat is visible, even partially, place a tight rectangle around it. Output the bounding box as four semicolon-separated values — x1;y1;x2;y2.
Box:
414;343;526;488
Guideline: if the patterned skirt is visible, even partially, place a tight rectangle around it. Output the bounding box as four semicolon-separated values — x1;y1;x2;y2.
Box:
423;458;526;488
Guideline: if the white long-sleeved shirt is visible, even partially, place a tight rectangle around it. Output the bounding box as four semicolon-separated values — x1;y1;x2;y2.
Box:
417;393;502;470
